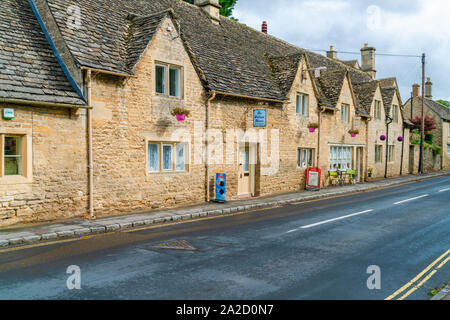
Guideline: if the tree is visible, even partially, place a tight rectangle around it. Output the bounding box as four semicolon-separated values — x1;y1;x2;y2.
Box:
183;0;238;18
409;115;437;133
436;99;450;108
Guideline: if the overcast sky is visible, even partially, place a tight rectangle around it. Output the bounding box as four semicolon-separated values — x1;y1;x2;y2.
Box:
233;0;449;102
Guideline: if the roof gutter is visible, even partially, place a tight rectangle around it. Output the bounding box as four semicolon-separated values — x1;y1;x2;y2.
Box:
81;66;134;78
0;98;89;109
211;90;288;104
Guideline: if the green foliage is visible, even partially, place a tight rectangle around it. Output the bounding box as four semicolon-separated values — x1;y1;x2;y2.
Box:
425;133;433;143
171;107;191;117
432;145;441;155
436;99;450;108
307;122;319;129
183;0;238;18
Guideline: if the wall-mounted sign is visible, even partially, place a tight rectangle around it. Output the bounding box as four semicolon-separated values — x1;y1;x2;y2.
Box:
2;108;14;120
253;109;267;127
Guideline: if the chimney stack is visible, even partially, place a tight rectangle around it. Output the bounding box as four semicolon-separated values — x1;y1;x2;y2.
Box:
195;0;221;24
425;77;432;99
262;21;267;34
361;43;376;80
326;45;337;59
412;84;420;98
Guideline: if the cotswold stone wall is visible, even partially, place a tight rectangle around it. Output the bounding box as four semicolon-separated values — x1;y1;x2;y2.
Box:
367;89;409;179
317;76;368;186
0;104;88;226
409;145;441;173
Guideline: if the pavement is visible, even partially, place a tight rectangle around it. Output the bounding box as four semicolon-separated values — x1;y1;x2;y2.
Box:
0;170;449;249
0;173;449;299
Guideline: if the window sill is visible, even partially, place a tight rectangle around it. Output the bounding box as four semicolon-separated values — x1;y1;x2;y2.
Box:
0;175;32;185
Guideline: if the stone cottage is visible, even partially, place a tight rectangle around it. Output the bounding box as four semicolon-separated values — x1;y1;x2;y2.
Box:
0;0;413;225
403;80;450;171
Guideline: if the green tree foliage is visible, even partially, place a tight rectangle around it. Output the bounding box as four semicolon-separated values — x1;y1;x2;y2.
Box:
436;99;450;108
183;0;238;18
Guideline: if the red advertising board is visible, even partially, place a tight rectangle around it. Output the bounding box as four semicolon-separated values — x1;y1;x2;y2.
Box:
305;167;321;191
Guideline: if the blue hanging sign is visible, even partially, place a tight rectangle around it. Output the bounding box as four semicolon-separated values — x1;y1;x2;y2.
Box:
253;109;267;127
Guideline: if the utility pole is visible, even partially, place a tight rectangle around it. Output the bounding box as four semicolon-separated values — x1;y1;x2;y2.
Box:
418;53;425;174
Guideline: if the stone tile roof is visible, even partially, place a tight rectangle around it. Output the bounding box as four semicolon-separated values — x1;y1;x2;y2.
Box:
126;10;171;72
44;0;380;103
353;81;378;114
426;99;450;121
0;0;86;106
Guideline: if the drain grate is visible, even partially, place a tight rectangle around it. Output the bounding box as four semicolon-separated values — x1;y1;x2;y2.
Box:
151;240;197;251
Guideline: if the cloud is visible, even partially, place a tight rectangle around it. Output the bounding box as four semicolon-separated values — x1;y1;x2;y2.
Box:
234;0;449;101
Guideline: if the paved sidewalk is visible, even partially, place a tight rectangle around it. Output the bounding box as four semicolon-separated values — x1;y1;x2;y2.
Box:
1;171;449;248
431;284;450;300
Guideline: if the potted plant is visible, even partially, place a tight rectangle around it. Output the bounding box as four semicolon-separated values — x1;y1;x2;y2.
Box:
380;134;386;141
171;107;190;122
307;122;319;133
368;168;373;178
348;129;359;138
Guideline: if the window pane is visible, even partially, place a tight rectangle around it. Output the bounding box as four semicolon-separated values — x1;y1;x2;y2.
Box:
308;149;313;166
169;67;180;97
175;143;186;171
244;149;249;172
148;143;160;172
302;95;308;115
296;95;300;114
155;65;166;94
163;145;173;170
297;149;301;167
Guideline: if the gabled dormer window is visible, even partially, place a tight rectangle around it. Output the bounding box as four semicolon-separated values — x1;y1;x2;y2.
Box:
296;93;309;116
374;100;382;120
392;105;399;123
341;104;349;123
155;62;183;98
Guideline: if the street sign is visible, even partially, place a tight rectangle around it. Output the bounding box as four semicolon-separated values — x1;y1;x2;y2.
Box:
253;109;267;127
2;108;14;120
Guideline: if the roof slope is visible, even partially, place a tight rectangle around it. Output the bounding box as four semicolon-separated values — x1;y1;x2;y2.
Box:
353;81;378;113
422;98;450;121
45;0;377;102
0;0;85;105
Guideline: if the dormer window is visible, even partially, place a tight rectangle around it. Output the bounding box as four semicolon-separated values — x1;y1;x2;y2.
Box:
392;105;399;123
374;100;382;120
155;62;183;98
341;104;349;123
296;93;309;116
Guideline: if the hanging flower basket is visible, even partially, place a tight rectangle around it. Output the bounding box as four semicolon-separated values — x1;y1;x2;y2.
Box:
397;136;404;142
307;122;319;133
380;135;386;141
348;129;359;137
171;107;190;122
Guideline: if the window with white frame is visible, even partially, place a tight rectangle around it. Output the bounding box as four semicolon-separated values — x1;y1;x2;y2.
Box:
447;144;450;154
3;136;22;176
374;100;382;120
392;105;399;123
296;93;309;116
297;148;314;168
155;63;182;98
148;142;188;173
375;145;382;163
329;146;352;170
388;145;395;162
341;104;349;123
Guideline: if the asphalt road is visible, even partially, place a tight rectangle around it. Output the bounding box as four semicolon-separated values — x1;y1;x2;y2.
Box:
0;176;449;300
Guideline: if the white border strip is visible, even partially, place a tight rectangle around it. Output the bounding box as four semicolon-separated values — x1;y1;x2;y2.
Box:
300;209;374;229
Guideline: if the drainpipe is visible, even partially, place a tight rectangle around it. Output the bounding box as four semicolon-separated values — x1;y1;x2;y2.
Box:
400;123;405;176
385;115;393;178
86;70;95;219
317;106;326;185
205;91;216;202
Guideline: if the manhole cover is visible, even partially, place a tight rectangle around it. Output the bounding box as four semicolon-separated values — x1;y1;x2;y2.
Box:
151;240;197;251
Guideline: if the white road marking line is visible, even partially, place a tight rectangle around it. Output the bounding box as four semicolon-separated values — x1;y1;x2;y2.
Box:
394;194;429;205
299;209;374;229
438;188;450;193
286;229;299;234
